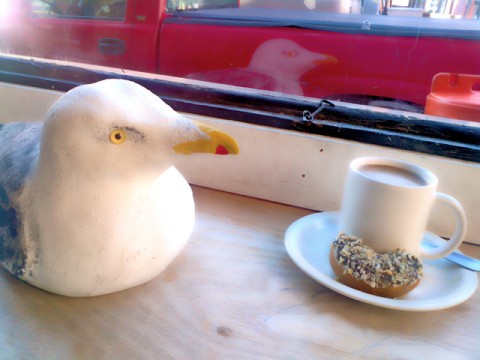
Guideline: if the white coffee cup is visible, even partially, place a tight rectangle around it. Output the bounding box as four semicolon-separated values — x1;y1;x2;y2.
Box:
338;157;467;259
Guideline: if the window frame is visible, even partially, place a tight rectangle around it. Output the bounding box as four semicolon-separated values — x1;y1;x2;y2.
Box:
0;54;478;163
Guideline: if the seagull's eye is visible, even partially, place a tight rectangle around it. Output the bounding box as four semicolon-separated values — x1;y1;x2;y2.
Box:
283;50;298;58
110;129;127;145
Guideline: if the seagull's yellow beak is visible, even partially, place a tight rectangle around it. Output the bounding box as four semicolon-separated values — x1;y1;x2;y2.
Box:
315;54;338;65
173;121;240;155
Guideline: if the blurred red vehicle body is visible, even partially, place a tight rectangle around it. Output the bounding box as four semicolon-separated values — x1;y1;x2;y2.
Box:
1;0;480;110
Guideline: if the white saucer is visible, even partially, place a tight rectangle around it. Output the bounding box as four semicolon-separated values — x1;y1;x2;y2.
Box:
284;212;478;311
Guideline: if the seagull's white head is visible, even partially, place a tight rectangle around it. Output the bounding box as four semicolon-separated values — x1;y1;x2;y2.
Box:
39;79;239;178
249;39;337;76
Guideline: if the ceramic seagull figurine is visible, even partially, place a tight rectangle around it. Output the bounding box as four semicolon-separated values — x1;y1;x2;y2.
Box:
0;79;239;297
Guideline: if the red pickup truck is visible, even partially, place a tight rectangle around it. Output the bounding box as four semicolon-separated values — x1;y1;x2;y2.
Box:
1;0;480;111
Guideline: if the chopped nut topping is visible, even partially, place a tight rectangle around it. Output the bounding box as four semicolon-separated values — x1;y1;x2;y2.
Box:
332;233;423;288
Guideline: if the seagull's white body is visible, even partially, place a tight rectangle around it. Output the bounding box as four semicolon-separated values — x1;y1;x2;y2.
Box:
0;79;238;296
23;166;194;297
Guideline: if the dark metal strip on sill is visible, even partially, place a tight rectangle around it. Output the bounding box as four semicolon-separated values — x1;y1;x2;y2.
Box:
0;55;479;163
165;97;479;161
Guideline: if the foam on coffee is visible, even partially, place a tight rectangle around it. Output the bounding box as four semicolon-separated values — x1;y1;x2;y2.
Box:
359;164;428;187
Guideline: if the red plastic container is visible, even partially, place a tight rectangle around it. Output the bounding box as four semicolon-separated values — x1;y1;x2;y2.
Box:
425;73;480;122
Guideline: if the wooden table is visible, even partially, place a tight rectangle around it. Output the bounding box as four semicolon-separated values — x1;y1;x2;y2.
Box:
1;186;479;359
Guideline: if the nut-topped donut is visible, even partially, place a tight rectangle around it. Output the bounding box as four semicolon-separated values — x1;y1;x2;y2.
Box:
330;233;424;298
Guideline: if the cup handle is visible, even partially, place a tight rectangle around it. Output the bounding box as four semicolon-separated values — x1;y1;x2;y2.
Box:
420;193;467;259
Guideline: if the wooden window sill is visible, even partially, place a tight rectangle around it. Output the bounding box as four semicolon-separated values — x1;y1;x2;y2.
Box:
1;186;478;358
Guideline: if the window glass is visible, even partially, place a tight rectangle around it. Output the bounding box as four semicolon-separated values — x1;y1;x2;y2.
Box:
167;0;238;11
31;0;127;19
0;0;479;116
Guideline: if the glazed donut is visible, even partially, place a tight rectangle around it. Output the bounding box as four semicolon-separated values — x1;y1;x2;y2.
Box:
330;233;423;298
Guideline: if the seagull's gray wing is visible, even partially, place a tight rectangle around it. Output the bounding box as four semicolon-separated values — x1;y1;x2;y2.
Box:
0;122;43;277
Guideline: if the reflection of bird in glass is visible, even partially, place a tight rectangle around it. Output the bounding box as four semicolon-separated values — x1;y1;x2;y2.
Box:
188;39;337;95
0;79;238;297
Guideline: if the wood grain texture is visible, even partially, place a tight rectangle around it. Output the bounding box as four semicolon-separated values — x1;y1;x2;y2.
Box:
0;187;478;359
